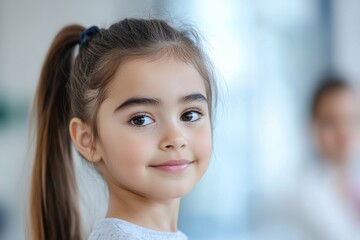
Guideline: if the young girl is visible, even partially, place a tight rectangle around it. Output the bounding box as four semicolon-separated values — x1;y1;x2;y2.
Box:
28;18;217;240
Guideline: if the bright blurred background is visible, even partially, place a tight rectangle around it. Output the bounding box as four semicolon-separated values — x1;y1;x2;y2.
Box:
1;0;360;239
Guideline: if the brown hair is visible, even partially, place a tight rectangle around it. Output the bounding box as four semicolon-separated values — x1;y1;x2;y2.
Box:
310;74;350;118
29;18;217;240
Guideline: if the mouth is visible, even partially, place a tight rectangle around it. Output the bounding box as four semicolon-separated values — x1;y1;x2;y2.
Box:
149;160;194;173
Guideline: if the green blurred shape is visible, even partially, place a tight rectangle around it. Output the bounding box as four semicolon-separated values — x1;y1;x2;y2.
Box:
0;99;10;126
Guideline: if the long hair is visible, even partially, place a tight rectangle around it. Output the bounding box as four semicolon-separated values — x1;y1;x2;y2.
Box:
29;18;218;240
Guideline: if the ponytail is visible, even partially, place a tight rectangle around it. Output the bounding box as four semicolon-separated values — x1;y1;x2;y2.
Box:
29;25;85;240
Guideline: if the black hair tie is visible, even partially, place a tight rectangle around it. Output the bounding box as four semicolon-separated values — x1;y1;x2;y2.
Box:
79;26;99;50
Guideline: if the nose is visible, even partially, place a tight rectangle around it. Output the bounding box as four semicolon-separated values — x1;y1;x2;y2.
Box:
159;126;187;151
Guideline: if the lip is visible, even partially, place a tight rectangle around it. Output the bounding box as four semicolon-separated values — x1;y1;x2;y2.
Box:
149;160;194;173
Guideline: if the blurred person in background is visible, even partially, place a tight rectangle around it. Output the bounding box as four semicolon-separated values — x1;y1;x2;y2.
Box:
263;74;360;240
311;76;360;172
300;74;360;239
257;74;360;240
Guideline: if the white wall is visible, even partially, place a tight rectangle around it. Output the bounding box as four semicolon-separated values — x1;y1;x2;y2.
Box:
333;0;360;81
0;0;158;102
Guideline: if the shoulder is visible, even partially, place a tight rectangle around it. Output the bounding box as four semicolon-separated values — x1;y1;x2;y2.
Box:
88;218;133;240
88;218;188;240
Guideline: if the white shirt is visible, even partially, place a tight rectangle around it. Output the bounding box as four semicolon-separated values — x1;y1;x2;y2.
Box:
88;218;188;240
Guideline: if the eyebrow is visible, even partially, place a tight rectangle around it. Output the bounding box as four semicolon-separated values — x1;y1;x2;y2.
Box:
180;93;208;103
114;93;207;112
114;97;160;112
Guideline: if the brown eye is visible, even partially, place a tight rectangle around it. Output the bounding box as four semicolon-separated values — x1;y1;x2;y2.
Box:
129;115;154;127
181;111;202;122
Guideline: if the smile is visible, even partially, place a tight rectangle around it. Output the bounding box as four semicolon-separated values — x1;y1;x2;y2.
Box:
149;160;194;173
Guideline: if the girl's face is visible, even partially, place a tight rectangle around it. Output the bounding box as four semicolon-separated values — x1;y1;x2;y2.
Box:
95;56;212;199
313;88;360;163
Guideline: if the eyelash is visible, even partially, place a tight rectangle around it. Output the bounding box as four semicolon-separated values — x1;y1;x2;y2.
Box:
128;113;154;128
128;108;205;128
181;108;204;122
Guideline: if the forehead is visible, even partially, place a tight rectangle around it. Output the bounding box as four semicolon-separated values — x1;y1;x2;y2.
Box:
316;88;360;117
106;56;207;100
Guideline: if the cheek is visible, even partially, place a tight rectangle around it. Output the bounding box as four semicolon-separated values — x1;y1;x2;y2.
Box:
317;128;335;147
100;129;155;172
192;122;212;163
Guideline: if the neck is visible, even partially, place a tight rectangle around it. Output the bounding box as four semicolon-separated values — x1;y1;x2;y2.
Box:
105;180;180;232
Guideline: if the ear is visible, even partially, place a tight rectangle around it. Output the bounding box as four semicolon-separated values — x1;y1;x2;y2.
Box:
69;117;102;163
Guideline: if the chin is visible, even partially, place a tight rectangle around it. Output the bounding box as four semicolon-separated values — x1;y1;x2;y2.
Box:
162;182;196;199
152;171;205;199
